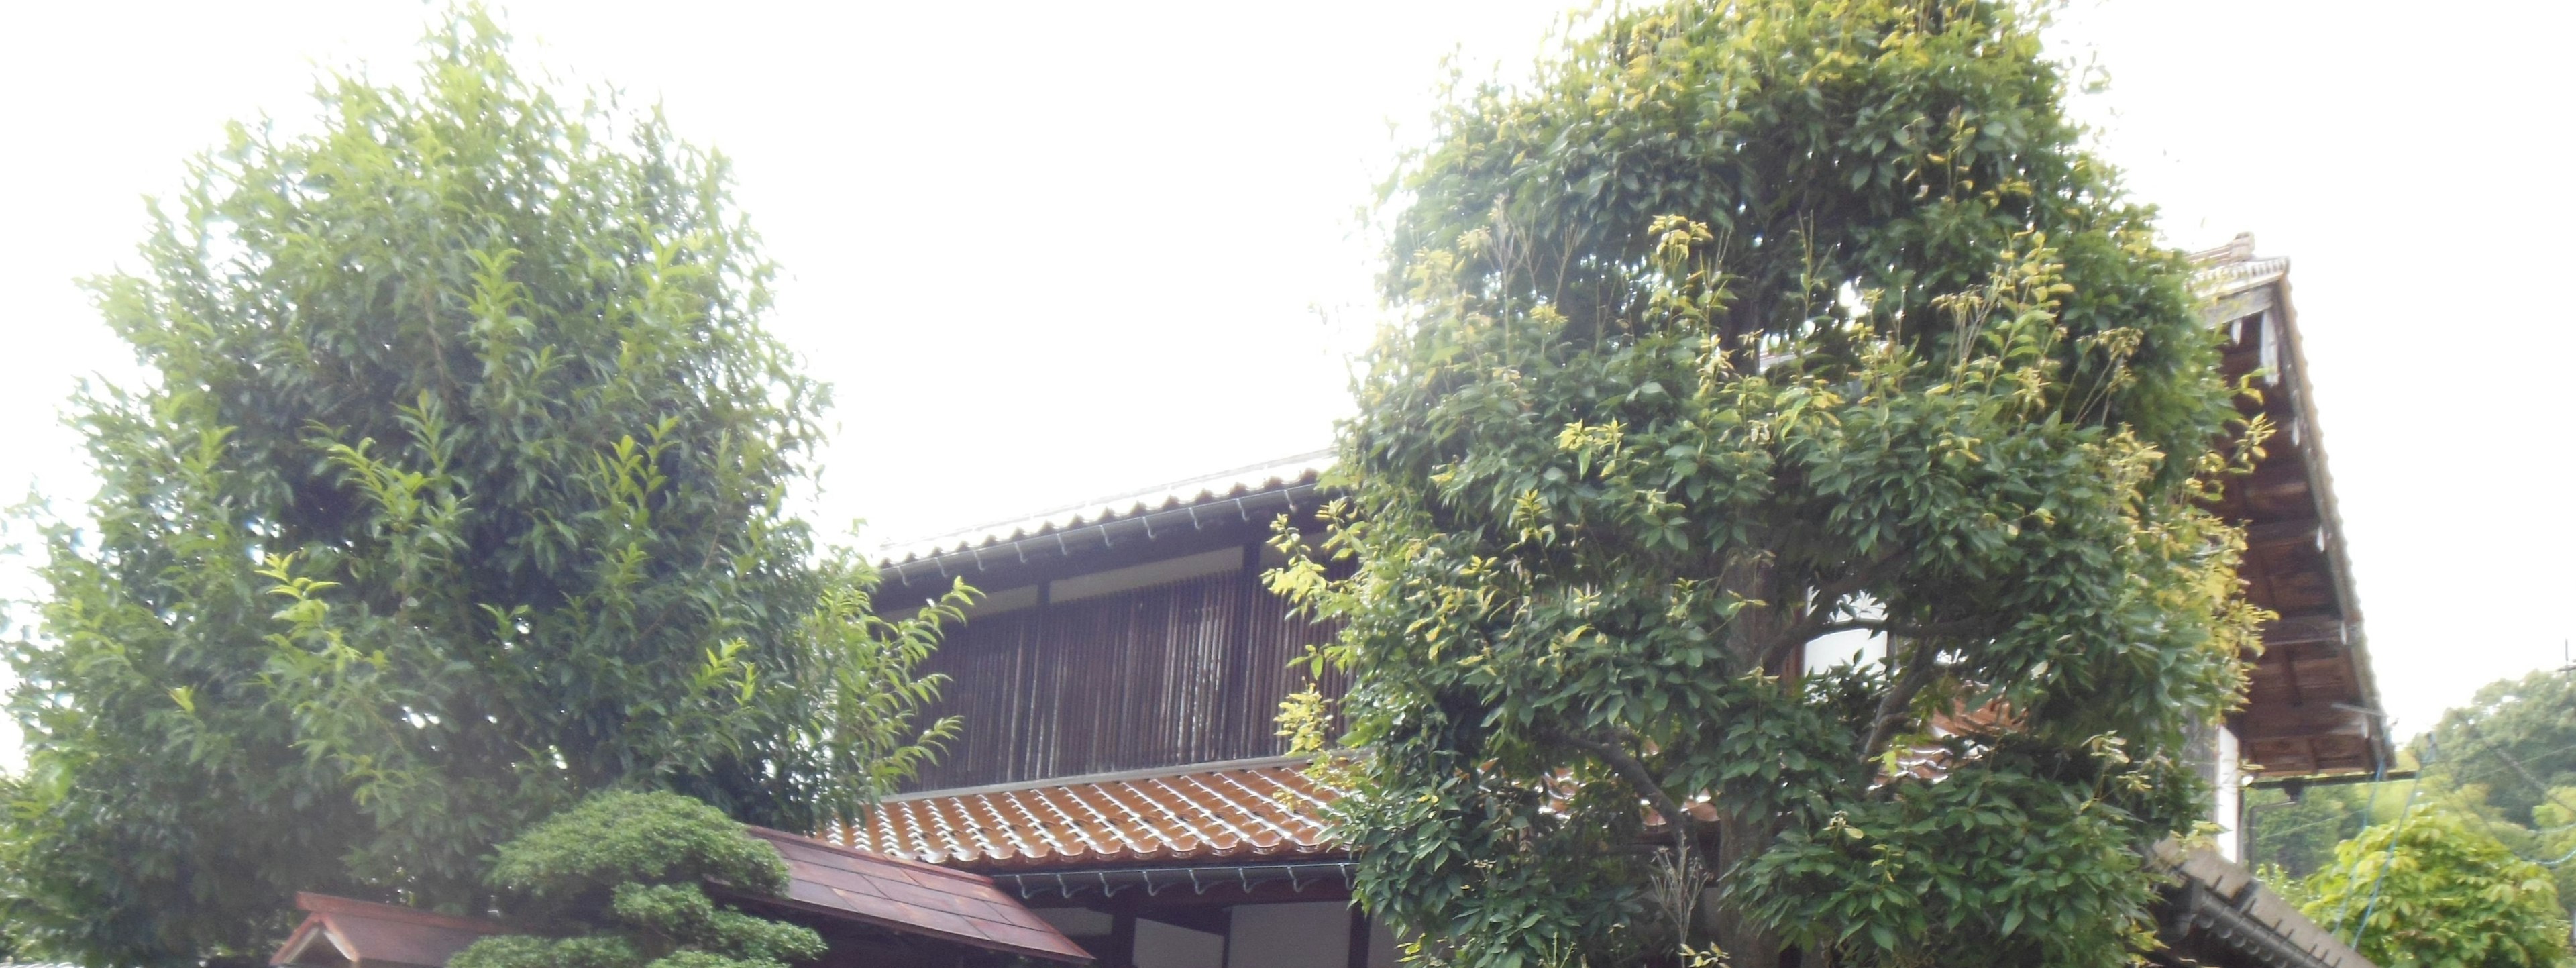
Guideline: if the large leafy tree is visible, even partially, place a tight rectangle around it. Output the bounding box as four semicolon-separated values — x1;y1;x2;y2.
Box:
2298;806;2573;968
1;11;962;965
1273;2;2261;965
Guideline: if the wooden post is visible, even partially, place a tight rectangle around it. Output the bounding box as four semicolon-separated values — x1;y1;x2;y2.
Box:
1098;910;1136;968
1347;904;1373;968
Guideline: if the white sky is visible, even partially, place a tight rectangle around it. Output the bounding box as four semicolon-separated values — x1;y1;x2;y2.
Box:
1;1;2566;759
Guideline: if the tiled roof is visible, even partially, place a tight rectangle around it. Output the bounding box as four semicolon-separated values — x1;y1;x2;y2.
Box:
841;759;1346;871
876;451;1332;567
2153;839;2372;968
840;720;1992;877
745;826;1093;963
2192;232;2291;294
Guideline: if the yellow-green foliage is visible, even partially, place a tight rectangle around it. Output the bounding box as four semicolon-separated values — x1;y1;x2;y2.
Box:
2300;807;2572;968
451;791;826;968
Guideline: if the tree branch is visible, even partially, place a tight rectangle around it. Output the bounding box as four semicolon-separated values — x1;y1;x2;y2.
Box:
1860;637;1943;767
1554;731;1697;833
1752;553;1917;671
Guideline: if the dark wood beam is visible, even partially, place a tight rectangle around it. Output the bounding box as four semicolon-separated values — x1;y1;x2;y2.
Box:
2245;518;2322;555
2206;289;2275;331
2259;612;2345;650
2245;473;2312;505
2241;703;2369;739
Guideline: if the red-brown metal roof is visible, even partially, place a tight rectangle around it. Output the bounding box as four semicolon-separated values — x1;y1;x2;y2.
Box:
271;893;503;968
840;759;1345;871
274;831;1093;967
745;826;1093;963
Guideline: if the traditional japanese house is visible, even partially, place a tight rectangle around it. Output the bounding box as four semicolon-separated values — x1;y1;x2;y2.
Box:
842;237;2387;968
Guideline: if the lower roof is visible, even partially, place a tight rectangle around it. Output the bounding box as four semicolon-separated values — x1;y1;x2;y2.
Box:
270;829;1093;967
745;826;1093;962
270;894;504;968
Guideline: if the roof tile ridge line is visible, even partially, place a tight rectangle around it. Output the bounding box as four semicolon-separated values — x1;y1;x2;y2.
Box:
875;450;1336;554
1180;771;1307;845
1230;765;1338;815
933;793;996;865
1150;773;1264;846
922;796;967;864
964;790;1040;862
991;788;1077;859
1115;775;1221;853
1083;779;1176;857
881;755;1318;802
884;478;1330;568
1061;782;1157;859
743;824;1000;887
855;800;901;857
1026;784;1126;859
892;798;940;862
1205;767;1329;844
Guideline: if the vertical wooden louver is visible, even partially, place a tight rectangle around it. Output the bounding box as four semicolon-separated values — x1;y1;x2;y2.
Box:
908;568;1348;791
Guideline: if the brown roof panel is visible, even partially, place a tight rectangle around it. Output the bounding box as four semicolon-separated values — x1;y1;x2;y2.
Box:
743;826;1093;963
279;832;1093;967
270;893;504;968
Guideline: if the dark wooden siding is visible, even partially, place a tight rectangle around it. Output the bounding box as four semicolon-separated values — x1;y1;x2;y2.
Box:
907;568;1348;790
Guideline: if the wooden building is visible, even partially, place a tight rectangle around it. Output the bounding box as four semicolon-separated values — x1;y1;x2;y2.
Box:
841;237;2386;968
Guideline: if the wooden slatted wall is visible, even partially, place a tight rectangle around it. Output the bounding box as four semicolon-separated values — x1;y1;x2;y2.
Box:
907;569;1348;790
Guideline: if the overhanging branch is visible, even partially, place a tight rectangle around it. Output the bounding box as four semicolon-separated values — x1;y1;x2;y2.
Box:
1554;731;1697;835
1860;637;1943;766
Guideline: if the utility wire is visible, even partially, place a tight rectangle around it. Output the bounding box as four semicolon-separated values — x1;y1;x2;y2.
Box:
2346;736;2434;952
2324;753;2394;936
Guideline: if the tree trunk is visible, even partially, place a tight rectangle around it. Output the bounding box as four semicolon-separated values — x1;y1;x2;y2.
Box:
1710;550;1788;967
1707;811;1784;968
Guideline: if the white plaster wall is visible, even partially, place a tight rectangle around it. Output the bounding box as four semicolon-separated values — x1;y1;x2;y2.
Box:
1226;901;1354;968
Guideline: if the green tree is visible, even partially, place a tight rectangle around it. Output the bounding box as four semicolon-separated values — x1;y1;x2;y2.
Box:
1272;2;2259;965
2430;671;2576;828
2247;782;2383;879
2299;806;2572;968
449;790;826;968
1;11;964;965
2249;672;2576;920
